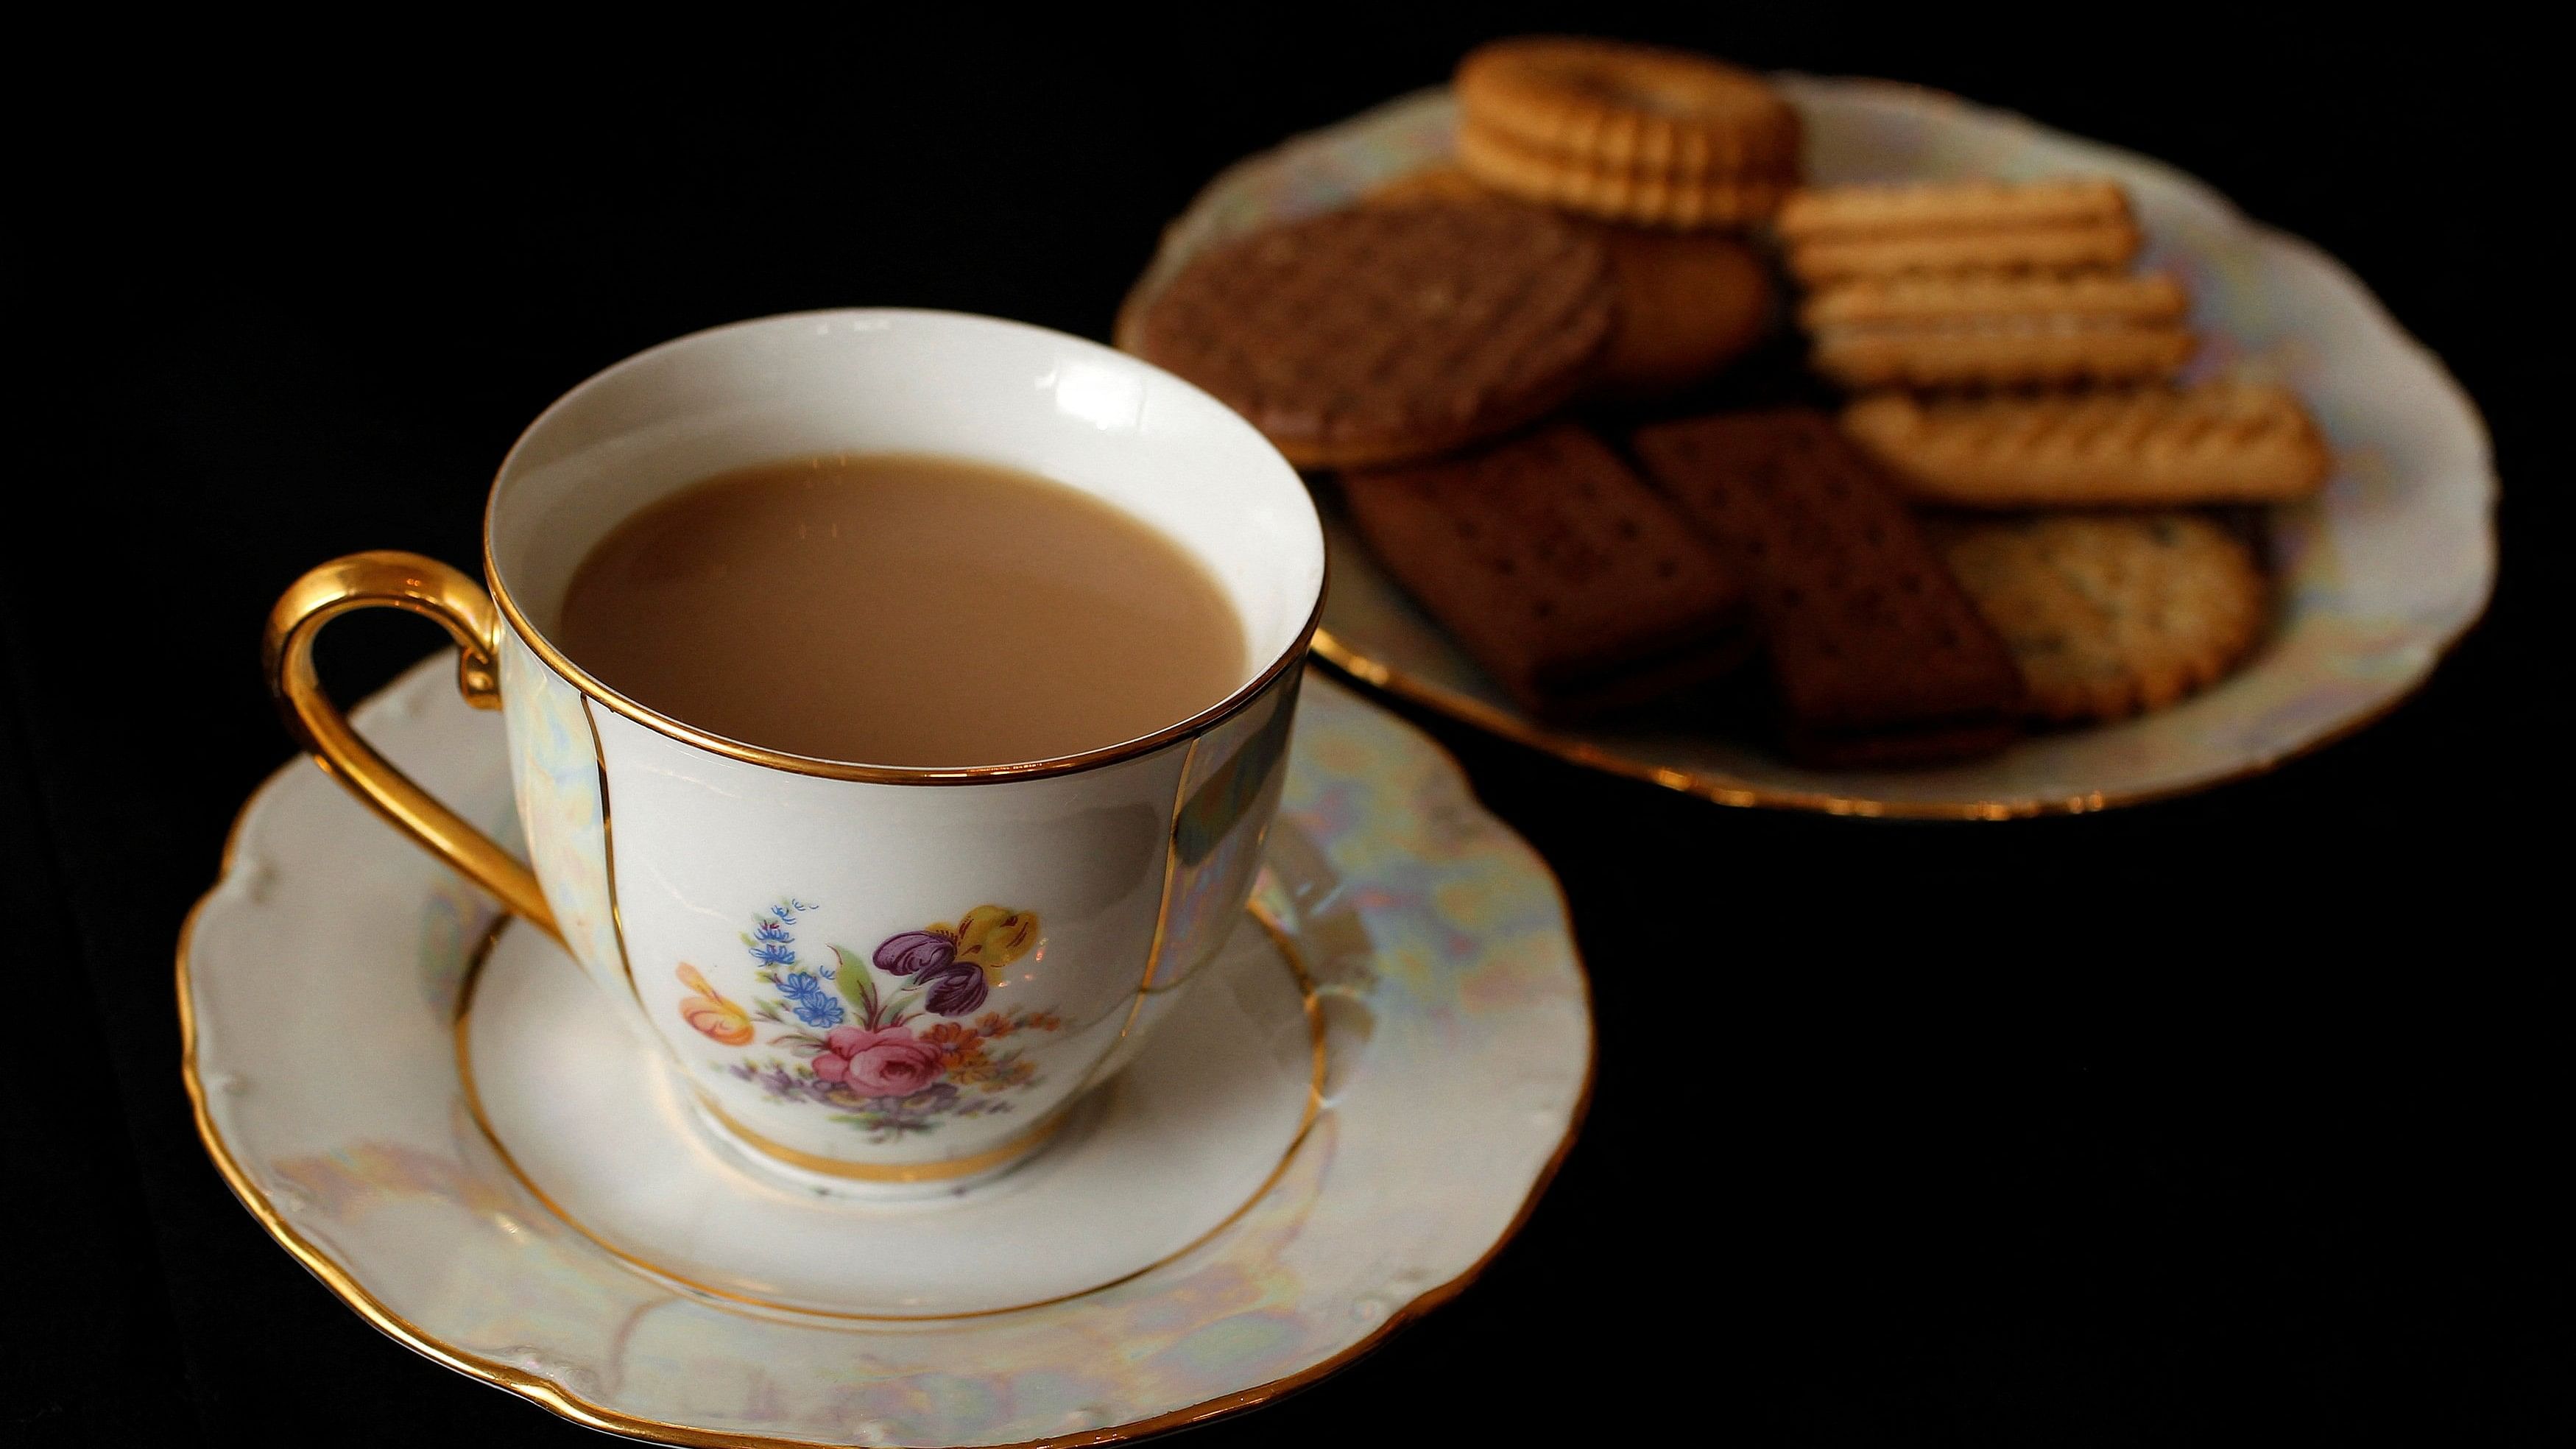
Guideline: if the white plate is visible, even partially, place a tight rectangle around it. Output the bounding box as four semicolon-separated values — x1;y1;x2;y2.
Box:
1121;81;2498;818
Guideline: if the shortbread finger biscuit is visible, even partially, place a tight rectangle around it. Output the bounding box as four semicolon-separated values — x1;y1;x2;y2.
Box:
1799;271;2187;329
1783;220;2141;284
1340;424;1753;719
1776;178;2129;242
1810;321;2194;389
1592;227;1774;398
1456;36;1800;177
1631;409;2022;765
1131;202;1614;469
1841;385;2333;507
1458;121;1795;229
1930;513;2268;722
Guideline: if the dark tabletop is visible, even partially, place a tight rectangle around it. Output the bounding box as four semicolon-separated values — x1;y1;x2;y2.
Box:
7;13;2567;1448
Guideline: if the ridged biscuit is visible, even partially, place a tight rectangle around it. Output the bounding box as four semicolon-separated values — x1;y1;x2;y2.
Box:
1810;321;2194;389
1930;512;2268;722
1458;120;1796;229
1799;271;2187;329
1841;384;2332;507
1455;36;1800;177
1778;178;2130;242
1785;220;2142;284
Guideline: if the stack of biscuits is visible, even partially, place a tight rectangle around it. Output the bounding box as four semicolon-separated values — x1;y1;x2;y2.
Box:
1779;179;2190;390
1453;36;1800;230
1776;174;2335;722
1127;35;2345;759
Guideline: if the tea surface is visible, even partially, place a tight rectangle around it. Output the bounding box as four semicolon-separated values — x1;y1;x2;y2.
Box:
559;454;1247;766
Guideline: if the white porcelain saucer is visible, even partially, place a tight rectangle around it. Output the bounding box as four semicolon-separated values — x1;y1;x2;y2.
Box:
181;655;1592;1447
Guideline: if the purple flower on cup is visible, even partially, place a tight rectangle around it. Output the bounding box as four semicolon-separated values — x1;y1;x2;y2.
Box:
874;930;955;979
920;960;990;1016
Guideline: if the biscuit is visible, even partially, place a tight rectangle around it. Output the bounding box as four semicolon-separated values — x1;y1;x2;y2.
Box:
1360;163;1497;208
1130;202;1615;469
1930;512;2268;722
1776;178;2130;242
1591;226;1775;398
1784;220;2142;285
1840;385;2333;507
1455;37;1800;177
1457;121;1796;230
1339;423;1753;719
1809;321;2194;389
1630;409;2022;766
1799;271;2187;329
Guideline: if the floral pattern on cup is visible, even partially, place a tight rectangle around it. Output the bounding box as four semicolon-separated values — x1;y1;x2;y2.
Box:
684;899;1062;1142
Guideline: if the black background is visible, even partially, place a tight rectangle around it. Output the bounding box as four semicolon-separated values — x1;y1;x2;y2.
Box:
7;11;2569;1447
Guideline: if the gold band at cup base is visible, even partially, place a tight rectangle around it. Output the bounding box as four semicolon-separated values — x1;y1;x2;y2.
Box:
695;1091;1073;1184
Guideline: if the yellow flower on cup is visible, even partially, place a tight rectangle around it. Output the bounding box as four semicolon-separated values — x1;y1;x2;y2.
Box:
947;905;1040;983
675;962;754;1046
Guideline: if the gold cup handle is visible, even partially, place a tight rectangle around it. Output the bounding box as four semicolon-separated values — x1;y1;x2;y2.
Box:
263;551;560;941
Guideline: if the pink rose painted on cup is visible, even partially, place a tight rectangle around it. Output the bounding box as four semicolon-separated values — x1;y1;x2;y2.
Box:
703;898;1067;1143
811;1024;947;1098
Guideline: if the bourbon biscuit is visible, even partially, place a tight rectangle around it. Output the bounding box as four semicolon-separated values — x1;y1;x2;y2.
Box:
1631;409;2022;765
1455;36;1800;177
1339;423;1753;719
1130;202;1615;469
1930;512;2268;722
1840;385;2333;507
1458;120;1796;230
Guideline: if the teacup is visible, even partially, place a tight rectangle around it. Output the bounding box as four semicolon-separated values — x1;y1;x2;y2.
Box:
264;309;1324;1191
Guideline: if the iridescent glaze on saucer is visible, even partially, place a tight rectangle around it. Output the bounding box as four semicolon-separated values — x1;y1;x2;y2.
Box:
180;655;1592;1447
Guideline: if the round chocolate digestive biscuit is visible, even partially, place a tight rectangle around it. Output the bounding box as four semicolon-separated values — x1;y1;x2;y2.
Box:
1132;202;1614;469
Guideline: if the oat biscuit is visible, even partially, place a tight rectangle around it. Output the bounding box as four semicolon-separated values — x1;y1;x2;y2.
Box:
1840;385;2333;507
1339;424;1753;719
1457;121;1796;230
1631;409;2022;765
1930;512;2268;722
1130;202;1615;469
1592;226;1774;398
1455;37;1800;177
